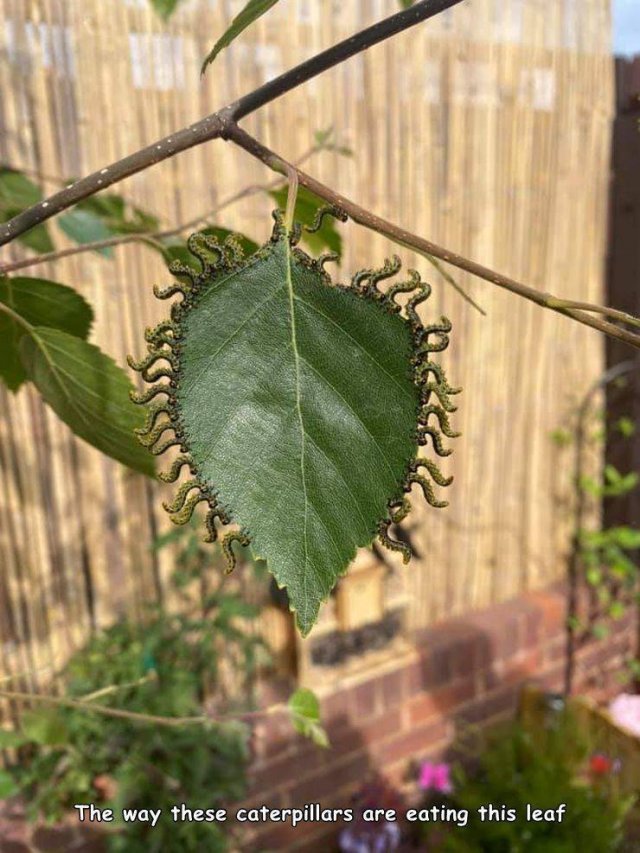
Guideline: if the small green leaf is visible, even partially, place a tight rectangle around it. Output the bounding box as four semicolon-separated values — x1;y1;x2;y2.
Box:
616;417;636;438
550;428;572;447
288;688;329;748
610;526;640;550
9;216;54;254
268;186;343;259
19;328;154;475
0;169;42;208
586;567;602;586
149;0;181;20
201;0;279;75
57;209;113;256
0;770;18;798
21;710;67;746
0;277;93;391
0;170;55;253
592;623;609;640
79;194;159;235
609;601;626;620
399;0;415;7
0;729;27;749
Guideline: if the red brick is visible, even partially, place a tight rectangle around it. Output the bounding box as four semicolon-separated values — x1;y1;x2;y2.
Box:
454;684;520;727
372;717;450;766
249;753;309;795
482;648;543;691
408;679;475;727
544;635;567;664
524;588;566;637
320;689;351;725
351;680;381;719
359;708;403;747
378;669;406;710
292;751;371;802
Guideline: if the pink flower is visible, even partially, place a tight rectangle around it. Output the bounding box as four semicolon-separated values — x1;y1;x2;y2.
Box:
418;761;453;794
609;693;640;737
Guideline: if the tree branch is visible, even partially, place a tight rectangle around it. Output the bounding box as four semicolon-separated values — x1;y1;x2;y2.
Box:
0;141;325;274
224;124;640;351
0;0;463;248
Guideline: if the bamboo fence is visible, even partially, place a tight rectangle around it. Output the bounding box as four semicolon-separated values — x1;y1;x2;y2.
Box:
0;0;614;696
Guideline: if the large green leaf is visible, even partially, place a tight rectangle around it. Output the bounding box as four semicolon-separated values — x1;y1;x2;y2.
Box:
20;328;154;475
201;0;279;75
133;218;458;634
179;237;417;633
0;277;93;391
137;236;435;636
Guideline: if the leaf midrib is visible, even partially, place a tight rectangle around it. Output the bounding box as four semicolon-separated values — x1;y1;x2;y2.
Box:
285;238;310;585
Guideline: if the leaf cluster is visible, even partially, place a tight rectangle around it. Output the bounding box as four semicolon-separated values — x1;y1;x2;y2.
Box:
3;539;266;851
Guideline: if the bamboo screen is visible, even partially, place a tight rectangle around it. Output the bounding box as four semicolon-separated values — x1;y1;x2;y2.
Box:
0;0;614;689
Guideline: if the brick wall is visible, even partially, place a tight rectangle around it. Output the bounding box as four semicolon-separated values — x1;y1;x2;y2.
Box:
238;582;637;851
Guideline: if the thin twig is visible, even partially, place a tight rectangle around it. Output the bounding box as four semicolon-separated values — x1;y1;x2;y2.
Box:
224;124;640;351
0;688;287;728
0;0;463;247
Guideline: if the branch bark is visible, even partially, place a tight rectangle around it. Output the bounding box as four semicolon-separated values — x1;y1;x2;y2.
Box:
0;0;462;248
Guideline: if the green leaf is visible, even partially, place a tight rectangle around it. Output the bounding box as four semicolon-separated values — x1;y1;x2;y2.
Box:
592;623;609;640
149;0;181;20
201;0;279;75
399;0;415;7
0;169;42;208
57;209;114;256
0;277;93;391
0;729;27;749
78;194;159;235
610;526;640;550
0;169;54;253
0;770;18;798
609;601;626;620
5;213;54;254
168;237;419;633
288;688;329;749
19;328;154;475
21;710;67;746
268;186;343;259
616;417;636;438
550;428;572;447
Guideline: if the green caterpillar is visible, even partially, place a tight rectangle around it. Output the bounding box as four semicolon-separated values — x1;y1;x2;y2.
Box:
129;209;460;634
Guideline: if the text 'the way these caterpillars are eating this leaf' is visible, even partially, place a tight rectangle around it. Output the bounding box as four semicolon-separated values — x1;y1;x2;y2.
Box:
129;209;460;635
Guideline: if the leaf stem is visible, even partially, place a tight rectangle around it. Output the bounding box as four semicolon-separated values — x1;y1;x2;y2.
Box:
0;687;287;728
284;164;299;233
